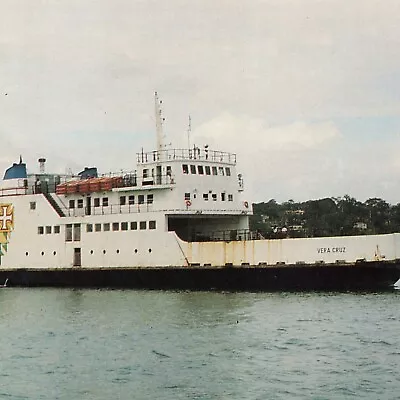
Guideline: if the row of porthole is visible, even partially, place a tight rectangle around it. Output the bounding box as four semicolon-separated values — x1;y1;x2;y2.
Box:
90;249;153;254
26;251;57;256
25;249;153;256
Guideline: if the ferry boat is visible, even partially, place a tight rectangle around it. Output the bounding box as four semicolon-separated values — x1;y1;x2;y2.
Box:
1;94;400;290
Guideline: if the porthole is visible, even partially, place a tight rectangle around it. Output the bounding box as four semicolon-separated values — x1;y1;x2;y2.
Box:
25;252;29;256
90;250;94;255
134;249;138;254
148;248;152;253
116;249;120;254
41;251;45;256
103;250;106;255
53;251;56;256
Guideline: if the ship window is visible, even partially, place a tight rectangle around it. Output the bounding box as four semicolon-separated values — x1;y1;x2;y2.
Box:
225;167;231;176
218;167;224;176
46;226;52;234
120;196;126;206
182;164;189;174
143;169;149;178
69;200;75;209
212;166;217;175
147;194;153;204
205;166;211;175
103;223;110;231
102;198;109;207
190;165;196;174
184;193;191;201
95;223;101;232
166;166;172;176
128;195;135;205
121;222;128;231
73;224;81;241
112;222;119;231
198;165;204;175
203;193;209;201
54;225;60;234
221;193;226;201
38;226;44;235
228;194;233;201
94;198;100;207
212;193;217;201
140;221;146;230
65;224;73;241
149;221;156;230
30;201;36;210
86;224;93;233
131;221;138;230
77;199;84;209
138;195;145;204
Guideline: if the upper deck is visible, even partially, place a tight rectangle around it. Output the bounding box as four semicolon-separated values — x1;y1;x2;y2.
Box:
137;148;236;166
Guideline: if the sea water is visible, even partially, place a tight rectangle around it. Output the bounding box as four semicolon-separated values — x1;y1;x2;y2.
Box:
0;288;399;399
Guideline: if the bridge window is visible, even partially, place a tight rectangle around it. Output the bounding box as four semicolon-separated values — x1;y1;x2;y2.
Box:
69;200;75;209
228;194;233;201
131;221;137;230
143;169;149;178
77;199;84;209
225;167;231;176
30;202;36;210
140;221;146;230
120;196;126;205
128;195;135;205
221;193;226;201
95;223;101;232
198;165;204;175
103;223;110;231
38;226;44;235
205;166;211;175
94;198;100;207
121;222;128;231
138;195;145;204
112;222;119;231
147;194;153;204
212;167;217;175
182;164;189;174
46;226;52;234
218;167;224;176
190;165;196;174
54;225;60;234
103;197;109;207
86;224;93;233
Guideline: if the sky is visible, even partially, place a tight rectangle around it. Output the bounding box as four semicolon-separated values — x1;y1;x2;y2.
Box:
1;0;400;204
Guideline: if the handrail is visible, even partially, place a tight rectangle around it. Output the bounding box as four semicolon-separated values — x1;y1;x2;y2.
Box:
136;148;237;165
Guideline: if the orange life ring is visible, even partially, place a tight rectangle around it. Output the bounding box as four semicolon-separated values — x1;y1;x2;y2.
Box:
186;200;192;207
244;201;249;208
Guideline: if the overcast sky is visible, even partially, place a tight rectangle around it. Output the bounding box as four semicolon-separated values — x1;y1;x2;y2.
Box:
1;0;400;203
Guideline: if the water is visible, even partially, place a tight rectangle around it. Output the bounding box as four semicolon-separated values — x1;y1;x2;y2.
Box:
0;289;399;400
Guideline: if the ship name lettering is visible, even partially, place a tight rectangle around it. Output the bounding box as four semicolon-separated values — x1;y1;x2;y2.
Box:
317;247;346;254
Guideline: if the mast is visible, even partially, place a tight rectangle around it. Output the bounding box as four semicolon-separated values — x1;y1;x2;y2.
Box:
154;91;165;152
187;115;191;149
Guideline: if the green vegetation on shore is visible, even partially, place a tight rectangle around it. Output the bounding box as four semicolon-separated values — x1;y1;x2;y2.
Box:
250;196;400;238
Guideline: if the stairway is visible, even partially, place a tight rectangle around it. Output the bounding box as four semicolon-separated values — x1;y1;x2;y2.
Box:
43;192;66;217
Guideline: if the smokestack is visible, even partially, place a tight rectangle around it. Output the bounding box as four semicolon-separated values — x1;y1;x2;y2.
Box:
38;158;46;174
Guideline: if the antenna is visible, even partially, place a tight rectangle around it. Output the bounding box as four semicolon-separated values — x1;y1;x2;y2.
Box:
154;91;165;151
187;115;191;149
